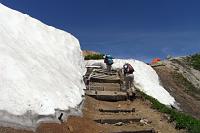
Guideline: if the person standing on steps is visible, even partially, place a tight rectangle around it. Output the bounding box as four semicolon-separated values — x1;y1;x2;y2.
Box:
103;54;114;74
122;63;135;100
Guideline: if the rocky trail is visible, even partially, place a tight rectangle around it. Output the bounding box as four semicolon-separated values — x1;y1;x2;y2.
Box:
0;67;184;133
81;67;183;133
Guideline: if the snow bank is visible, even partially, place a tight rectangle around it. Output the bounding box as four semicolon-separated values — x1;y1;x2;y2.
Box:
85;59;176;106
0;3;85;130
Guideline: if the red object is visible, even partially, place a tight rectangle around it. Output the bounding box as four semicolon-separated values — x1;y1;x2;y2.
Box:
151;58;161;64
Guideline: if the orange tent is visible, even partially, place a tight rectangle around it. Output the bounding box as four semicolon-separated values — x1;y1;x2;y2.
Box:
151;58;161;64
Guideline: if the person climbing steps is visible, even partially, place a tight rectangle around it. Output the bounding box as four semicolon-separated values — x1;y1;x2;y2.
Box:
122;63;136;100
103;54;114;74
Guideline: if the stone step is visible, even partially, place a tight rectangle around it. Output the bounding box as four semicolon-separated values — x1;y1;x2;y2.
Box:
85;90;128;101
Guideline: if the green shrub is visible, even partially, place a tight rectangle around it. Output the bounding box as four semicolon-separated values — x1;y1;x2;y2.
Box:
187;54;200;71
84;54;104;60
139;91;200;133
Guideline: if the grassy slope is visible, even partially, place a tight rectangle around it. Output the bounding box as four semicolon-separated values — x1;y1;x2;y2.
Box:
140;91;200;133
186;54;200;71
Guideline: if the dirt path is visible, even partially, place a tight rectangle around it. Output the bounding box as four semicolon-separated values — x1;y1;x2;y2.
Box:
81;95;183;133
0;68;185;133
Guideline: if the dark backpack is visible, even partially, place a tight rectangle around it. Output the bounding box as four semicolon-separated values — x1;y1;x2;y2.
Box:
123;63;134;74
107;58;113;65
104;55;113;65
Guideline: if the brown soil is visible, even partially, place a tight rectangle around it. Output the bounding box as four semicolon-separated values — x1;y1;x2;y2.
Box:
0;67;186;133
82;96;184;133
154;65;200;119
0;95;185;133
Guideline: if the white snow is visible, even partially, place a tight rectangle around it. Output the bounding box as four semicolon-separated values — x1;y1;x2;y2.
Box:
0;3;85;130
85;59;176;106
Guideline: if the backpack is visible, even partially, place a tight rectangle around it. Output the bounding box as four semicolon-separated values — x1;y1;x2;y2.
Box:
123;63;134;74
107;58;113;65
104;55;113;65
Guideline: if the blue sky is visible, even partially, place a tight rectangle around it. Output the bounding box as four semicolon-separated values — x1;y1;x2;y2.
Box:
1;0;200;62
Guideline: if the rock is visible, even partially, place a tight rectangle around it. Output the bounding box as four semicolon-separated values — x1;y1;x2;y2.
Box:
157;130;161;133
127;100;131;105
67;125;73;132
163;114;170;121
140;119;149;125
117;104;121;108
114;122;123;126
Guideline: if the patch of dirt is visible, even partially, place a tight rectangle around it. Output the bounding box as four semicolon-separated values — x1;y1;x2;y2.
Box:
82;96;184;133
154;66;200;119
0;66;187;133
0;95;185;133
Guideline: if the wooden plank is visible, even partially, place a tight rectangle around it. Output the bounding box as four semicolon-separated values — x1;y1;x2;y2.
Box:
91;72;118;77
94;69;118;74
89;86;104;90
90;77;121;83
112;129;156;133
91;72;117;76
88;68;120;83
90;74;117;79
89;86;120;91
85;90;128;101
99;108;135;113
91;77;119;81
85;90;127;96
86;65;101;68
89;75;119;82
94;118;141;124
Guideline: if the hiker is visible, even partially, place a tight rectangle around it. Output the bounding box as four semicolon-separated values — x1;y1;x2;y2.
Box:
122;63;135;99
104;54;114;73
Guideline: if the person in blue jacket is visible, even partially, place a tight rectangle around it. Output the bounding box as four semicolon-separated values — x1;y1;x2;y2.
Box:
103;54;114;73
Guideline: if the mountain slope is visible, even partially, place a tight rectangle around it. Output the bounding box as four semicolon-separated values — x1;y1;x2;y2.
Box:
153;56;200;119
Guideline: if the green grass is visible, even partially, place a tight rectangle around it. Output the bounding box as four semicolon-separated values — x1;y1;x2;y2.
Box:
84;54;104;60
187;54;200;71
139;91;200;133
